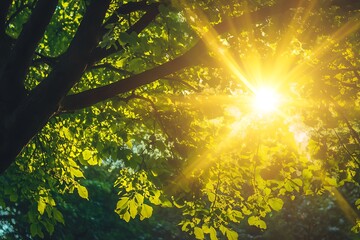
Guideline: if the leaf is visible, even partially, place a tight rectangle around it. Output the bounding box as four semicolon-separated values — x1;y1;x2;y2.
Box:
292;178;303;187
123;211;131;222
70;167;84;178
62;127;72;139
208;192;215;202
126;140;133;149
10;193;18;202
302;169;313;179
87;155;98;165
248;216;267;229
116;197;129;210
209;227;218;240
53;208;65;224
37;197;46;215
160;199;173;207
30;223;38;237
135;193;144;204
226;229;238;240
82;149;92;160
325;176;337;186
43;222;54;235
268;197;284;211
77;185;89;200
129;200;138;219
355;198;360;209
194;227;204;239
140;204;153;220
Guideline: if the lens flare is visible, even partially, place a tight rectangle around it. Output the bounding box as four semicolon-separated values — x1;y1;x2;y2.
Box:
252;87;281;114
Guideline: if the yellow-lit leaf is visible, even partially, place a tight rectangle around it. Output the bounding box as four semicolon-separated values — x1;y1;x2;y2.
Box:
116;197;129;210
88;155;98;165
37;197;46;215
123;211;131;222
77;185;89;200
226;229;238;240
268;197;284;211
129;200;138;218
82;149;92;160
70;167;84;178
194;227;204;239
140;204;153;220
135;193;144;204
248;216;267;229
209;226;218;240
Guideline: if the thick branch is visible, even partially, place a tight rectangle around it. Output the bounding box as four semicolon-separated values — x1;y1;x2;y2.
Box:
1;0;58;109
89;3;160;65
61;0;302;111
61;42;207;111
89;63;133;76
0;0;111;173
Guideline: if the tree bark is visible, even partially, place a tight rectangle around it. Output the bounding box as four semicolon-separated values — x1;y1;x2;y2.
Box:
0;0;58;111
0;0;111;173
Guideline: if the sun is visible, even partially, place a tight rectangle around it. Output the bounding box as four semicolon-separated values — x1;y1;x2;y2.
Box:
252;87;281;115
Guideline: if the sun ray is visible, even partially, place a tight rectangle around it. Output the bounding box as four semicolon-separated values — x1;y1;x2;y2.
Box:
331;187;359;225
273;0;318;79
286;16;360;82
167;2;360;230
178;0;257;93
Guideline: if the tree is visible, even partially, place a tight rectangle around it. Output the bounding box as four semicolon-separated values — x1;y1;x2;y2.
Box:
0;0;359;239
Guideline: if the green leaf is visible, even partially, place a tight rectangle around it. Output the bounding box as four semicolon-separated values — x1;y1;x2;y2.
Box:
194;227;204;239
77;185;89;200
140;203;153;220
30;223;38;237
53;208;65;224
43;222;54;235
10;193;18;202
30;222;44;238
268;197;284;211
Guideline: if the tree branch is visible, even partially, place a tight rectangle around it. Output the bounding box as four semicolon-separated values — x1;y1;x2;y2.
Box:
89;63;133;76
0;0;111;173
61;0;302;112
1;0;58;110
61;41;207;112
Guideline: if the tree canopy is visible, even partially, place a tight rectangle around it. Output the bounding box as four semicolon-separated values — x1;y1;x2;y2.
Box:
0;0;359;239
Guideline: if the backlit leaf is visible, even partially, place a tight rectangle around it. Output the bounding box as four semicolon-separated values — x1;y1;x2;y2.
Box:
77;185;89;200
